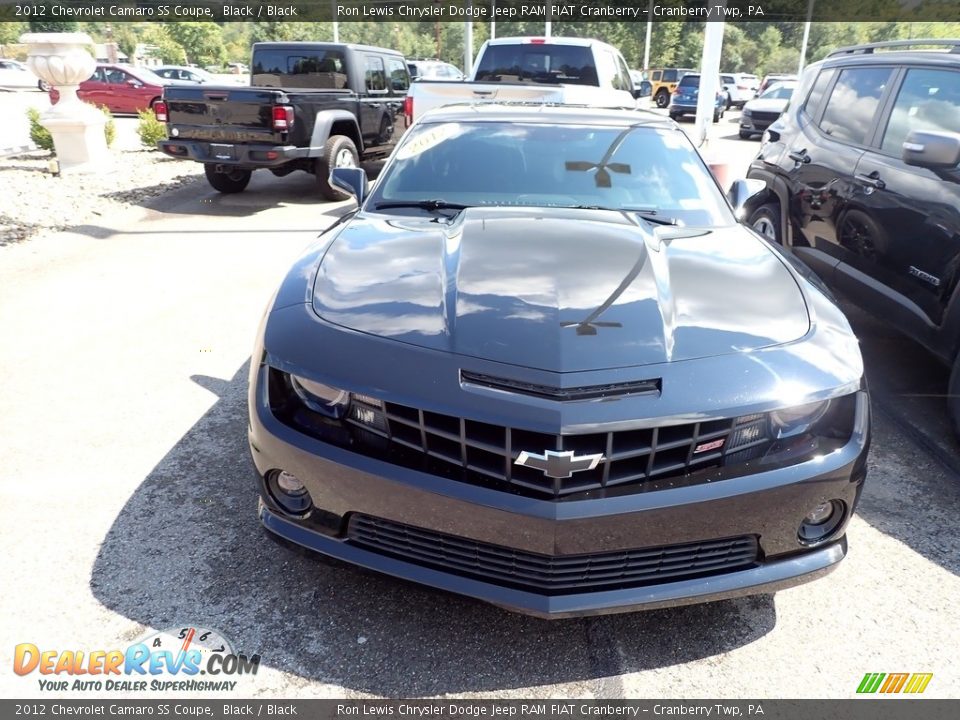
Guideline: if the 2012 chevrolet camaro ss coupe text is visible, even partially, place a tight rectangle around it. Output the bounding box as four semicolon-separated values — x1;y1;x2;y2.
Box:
247;106;870;618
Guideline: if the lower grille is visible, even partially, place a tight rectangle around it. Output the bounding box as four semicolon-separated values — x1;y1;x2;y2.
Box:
347;514;760;595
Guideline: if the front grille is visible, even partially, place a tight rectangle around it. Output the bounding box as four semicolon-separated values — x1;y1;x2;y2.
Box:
348;398;771;498
460;370;661;401
347;514;760;595
750;111;781;124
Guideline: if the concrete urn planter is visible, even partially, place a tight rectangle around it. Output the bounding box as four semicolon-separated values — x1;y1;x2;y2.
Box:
20;32;107;174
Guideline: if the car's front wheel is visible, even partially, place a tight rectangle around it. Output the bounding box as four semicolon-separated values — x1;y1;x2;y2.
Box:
316;135;359;201
748;203;782;244
204;164;252;193
655;90;670;108
739;130;753;140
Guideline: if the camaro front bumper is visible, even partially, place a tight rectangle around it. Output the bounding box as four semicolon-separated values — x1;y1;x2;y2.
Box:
249;373;869;618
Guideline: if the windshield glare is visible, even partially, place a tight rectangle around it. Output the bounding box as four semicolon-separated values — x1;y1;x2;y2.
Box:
371;122;734;226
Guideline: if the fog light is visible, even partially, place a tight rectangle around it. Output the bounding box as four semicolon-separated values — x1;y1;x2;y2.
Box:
266;470;312;517
798;500;844;544
804;501;833;525
276;470;306;495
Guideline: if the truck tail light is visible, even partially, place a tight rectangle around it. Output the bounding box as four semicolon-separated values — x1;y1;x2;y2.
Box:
272;106;294;132
154;101;168;123
403;95;413;123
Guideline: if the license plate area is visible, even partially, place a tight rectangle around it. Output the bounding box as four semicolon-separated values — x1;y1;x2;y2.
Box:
209;143;236;161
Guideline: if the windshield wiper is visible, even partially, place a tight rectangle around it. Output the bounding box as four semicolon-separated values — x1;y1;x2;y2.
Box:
562;205;680;226
374;200;472;213
625;208;679;226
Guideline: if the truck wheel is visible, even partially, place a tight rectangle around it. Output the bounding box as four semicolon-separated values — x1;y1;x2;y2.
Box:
316;135;359;201
655;90;670;108
204;164;251;194
748;203;782;244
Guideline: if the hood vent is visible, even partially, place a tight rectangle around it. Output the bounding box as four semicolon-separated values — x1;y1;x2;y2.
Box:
460;370;661;401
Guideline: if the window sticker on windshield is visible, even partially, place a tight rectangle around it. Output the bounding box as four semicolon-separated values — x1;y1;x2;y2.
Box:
396;123;463;160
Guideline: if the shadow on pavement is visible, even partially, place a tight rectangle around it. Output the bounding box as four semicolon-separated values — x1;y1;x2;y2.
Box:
91;362;776;696
840;300;960;577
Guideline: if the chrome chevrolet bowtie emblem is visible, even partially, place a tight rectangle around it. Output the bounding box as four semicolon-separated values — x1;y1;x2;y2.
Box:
514;449;604;479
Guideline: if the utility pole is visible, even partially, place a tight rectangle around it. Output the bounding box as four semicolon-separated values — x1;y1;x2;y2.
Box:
643;0;652;70
464;5;473;77
798;0;814;75
491;0;496;40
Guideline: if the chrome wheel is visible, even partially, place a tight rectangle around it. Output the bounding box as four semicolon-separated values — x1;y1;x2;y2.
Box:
752;216;777;241
335;148;356;168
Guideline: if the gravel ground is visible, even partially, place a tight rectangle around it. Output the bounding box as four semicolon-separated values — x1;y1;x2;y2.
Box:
0;146;203;247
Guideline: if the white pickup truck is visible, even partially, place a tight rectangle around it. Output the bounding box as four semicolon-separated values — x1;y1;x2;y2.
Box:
404;37;640;123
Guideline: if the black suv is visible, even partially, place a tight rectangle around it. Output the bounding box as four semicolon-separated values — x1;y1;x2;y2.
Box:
745;39;960;432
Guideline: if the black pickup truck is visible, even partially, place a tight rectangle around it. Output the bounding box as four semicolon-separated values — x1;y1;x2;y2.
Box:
157;42;410;200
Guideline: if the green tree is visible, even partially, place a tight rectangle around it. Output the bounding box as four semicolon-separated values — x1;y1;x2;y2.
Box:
0;21;27;45
141;25;186;65
165;22;225;67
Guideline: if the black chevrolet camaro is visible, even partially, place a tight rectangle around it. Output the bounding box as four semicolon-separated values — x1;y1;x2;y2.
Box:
247;105;870;617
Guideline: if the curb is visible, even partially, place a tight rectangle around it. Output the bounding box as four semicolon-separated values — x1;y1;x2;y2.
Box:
0;143;38;158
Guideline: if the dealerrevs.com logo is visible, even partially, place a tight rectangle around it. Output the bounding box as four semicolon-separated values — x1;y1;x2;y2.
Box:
14;626;260;693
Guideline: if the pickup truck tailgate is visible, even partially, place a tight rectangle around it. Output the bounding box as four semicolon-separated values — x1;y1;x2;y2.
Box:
164;85;286;143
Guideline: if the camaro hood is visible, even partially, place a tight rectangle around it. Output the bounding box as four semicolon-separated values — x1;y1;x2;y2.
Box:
312;207;809;372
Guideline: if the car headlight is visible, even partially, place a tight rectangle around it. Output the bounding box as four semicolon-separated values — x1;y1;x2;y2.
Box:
742;108;752;117
290;374;350;419
770;399;832;439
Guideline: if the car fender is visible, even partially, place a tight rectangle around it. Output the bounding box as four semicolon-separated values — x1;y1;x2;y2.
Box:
744;164;795;247
308;109;363;156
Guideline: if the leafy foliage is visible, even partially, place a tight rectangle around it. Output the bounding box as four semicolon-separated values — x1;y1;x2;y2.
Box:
136;109;166;149
26;107;53;151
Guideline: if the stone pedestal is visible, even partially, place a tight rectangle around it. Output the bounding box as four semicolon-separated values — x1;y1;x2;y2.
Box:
20;32;108;175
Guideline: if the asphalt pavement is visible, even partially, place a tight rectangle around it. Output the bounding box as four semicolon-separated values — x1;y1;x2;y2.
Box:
0;109;957;700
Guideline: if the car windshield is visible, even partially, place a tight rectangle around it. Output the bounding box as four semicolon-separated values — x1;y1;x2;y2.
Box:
370;121;735;227
132;67;166;85
761;83;796;100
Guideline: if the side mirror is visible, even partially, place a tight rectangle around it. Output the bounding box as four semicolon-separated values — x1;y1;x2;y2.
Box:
728;178;767;218
331;167;368;205
127;79;142;87
902;130;960;169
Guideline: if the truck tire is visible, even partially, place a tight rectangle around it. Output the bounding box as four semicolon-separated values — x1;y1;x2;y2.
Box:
204;164;252;194
655;90;670;108
316;135;359;201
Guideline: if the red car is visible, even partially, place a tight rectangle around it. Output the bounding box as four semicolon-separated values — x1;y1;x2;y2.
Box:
50;64;171;114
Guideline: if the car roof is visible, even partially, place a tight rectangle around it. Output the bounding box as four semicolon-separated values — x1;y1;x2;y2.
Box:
252;41;403;57
418;103;674;128
485;36;617;51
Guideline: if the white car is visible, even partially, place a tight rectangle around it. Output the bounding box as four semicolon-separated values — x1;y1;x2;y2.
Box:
0;59;46;91
720;72;759;109
739;80;797;139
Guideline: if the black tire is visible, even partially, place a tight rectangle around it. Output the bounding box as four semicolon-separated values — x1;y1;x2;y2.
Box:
38;79;50;92
669;113;680;122
655;90;670;108
204;163;252;194
725;93;732;111
316;135;359;201
713;110;720;123
748;203;782;244
739;130;752;140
